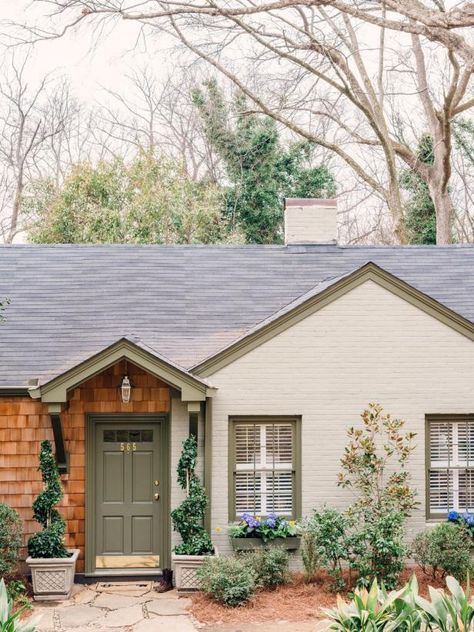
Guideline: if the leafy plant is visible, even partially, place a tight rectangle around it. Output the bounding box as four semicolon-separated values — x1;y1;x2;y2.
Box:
338;404;417;517
416;575;474;632
27;441;69;559
197;556;256;607
0;504;22;575
447;509;474;535
0;578;38;632
229;513;299;542
325;575;422;632
249;547;289;588
171;435;214;556
411;522;473;581
302;508;347;590
347;510;407;590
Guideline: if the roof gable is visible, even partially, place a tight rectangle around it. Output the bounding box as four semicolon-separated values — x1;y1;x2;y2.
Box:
29;337;211;403
193;262;474;377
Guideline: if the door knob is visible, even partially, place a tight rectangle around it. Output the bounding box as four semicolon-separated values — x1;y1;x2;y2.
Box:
154;493;160;501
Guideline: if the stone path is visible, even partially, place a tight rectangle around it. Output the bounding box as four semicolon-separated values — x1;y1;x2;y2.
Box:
33;583;198;632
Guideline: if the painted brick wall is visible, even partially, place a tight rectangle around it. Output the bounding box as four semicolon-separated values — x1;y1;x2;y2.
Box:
0;360;170;573
208;280;474;554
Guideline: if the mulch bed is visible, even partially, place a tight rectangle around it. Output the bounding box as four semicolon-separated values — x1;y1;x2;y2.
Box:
190;568;452;625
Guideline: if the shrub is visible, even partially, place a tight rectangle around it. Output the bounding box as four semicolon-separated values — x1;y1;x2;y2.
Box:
0;503;23;575
411;522;473;580
302;507;347;589
197;556;256;607
171;435;214;556
347;510;407;590
27;441;69;559
250;547;289;588
0;578;39;632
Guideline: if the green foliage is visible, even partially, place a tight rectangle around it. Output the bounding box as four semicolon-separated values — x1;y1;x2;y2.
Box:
416;574;474;632
411;522;473;581
302;508;347;589
0;578;38;632
249;547;289;588
347;511;407;590
400;134;436;245
27;441;69;559
26;154;231;245
197;556;256;607
338;403;417;517
171;435;214;556
0;504;22;575
324;575;422;632
193;79;336;243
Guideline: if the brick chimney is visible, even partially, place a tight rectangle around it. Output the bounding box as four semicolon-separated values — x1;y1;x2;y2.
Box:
284;198;337;245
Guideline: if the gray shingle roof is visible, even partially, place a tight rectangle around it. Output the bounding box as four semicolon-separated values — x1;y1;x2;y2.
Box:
1;243;473;387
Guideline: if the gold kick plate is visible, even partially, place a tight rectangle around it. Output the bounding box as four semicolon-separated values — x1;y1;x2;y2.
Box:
96;555;160;569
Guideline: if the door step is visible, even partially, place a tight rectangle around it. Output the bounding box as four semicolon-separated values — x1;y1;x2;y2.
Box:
95;581;154;595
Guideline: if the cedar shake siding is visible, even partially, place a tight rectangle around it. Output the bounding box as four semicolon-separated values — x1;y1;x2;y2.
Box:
0;360;170;573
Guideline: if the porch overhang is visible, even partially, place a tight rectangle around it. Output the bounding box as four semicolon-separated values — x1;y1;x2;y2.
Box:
28;337;214;404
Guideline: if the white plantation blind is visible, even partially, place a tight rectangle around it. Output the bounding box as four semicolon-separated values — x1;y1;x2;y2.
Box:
233;421;296;517
428;417;474;515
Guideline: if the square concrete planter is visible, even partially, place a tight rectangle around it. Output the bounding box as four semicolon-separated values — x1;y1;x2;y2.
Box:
26;548;80;601
172;549;218;593
231;536;301;551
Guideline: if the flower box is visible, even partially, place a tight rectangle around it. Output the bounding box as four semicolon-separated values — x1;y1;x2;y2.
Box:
231;536;301;551
27;548;79;601
172;549;218;593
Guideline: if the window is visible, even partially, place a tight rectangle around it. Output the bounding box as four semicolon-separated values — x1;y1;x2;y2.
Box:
229;417;301;520
427;416;474;517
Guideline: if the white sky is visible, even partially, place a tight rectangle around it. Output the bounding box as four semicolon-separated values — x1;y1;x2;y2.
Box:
0;1;173;102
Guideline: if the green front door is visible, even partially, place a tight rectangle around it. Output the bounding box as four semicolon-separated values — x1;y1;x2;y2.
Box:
94;421;162;571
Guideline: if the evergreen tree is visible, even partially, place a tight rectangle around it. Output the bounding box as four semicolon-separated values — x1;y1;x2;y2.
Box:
193;79;336;244
400;134;436;245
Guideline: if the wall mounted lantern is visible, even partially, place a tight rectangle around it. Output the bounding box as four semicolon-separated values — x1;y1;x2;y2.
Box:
120;375;132;403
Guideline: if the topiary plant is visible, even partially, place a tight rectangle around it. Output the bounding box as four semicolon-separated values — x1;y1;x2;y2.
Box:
27;440;70;559
0;503;23;575
171;435;214;556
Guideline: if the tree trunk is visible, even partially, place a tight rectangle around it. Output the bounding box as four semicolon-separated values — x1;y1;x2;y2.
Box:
428;182;454;244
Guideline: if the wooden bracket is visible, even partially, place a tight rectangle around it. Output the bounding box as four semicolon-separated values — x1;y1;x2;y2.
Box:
50;413;69;474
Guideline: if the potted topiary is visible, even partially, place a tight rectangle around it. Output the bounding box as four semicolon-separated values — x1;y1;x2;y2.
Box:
230;513;301;551
171;435;216;592
26;440;79;601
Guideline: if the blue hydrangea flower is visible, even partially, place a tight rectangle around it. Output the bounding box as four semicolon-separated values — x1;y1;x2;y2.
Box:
266;517;276;528
448;510;460;521
466;516;474;526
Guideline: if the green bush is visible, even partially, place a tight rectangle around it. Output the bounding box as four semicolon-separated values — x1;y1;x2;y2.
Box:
197;556;256;607
347;510;407;590
250;547;289;588
0;503;23;575
411;522;473;580
302;508;347;589
171;435;214;556
27;441;69;559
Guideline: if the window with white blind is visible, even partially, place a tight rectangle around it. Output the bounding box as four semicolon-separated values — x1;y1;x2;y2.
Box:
229;418;300;520
427;416;474;517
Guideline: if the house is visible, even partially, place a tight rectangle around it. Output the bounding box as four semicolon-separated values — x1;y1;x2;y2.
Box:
1;198;473;577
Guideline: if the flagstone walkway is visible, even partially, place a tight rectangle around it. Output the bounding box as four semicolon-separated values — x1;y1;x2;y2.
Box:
33;583;198;632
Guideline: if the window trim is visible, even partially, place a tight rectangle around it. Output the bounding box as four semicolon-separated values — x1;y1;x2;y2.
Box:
426;414;474;520
228;415;302;522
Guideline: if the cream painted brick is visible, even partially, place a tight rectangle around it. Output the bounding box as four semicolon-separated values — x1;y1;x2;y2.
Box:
285;204;337;243
208;280;474;554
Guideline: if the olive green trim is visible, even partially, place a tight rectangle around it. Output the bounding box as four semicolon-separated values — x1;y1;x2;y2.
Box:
50;413;68;474
425;414;474;520
194;263;474;378
0;387;29;397
204;398;213;533
33;338;208;403
85;413;170;575
228;416;302;522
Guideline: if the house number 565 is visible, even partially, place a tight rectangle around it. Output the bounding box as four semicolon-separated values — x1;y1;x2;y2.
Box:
120;442;137;452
